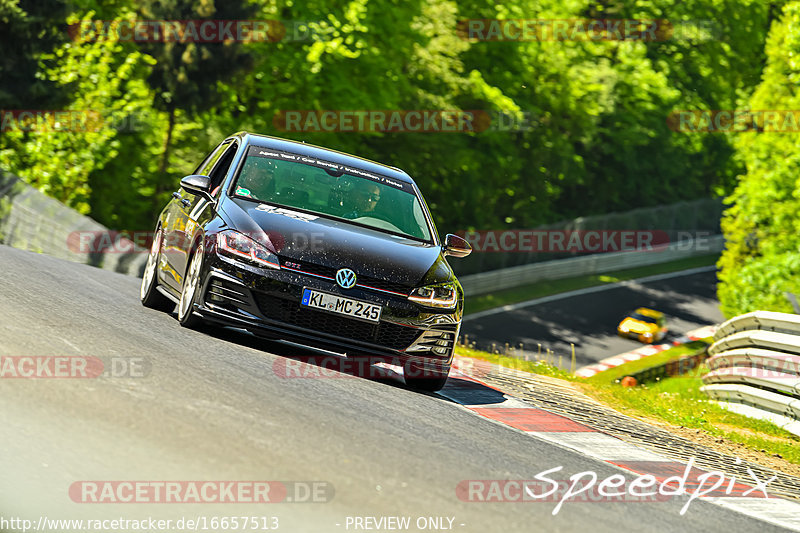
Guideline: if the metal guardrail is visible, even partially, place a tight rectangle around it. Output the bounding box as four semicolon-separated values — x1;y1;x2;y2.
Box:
702;384;800;420
0;170;148;276
454;197;724;275
460;235;725;296
702;311;800;436
707;347;800;374
709;330;800;357
704;368;800;397
713;310;800;340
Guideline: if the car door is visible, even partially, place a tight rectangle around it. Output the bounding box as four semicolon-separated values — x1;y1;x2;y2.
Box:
161;141;228;291
171;140;239;289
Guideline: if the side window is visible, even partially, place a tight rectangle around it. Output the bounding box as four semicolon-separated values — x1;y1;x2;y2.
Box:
201;142;230;176
208;142;239;197
181;142;228;202
194;142;227;176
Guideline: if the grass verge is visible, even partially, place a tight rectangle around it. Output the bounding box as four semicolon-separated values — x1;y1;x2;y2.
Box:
455;343;800;466
454;344;578;380
582;373;800;464
464;254;719;315
587;340;709;384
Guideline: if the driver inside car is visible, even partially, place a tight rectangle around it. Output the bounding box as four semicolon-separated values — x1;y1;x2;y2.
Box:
237;158;277;200
345;182;381;218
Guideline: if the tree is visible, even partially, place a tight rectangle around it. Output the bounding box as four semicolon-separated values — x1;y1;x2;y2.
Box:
0;0;71;108
717;1;800;316
0;10;155;213
136;0;257;196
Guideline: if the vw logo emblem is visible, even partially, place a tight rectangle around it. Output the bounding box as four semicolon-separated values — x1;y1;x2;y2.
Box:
336;268;357;289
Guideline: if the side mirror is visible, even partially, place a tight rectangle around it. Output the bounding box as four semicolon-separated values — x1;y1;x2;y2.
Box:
443;233;472;258
180;175;213;200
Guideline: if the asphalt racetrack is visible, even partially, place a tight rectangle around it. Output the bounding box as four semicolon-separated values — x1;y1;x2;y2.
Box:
461;267;725;369
0;246;779;532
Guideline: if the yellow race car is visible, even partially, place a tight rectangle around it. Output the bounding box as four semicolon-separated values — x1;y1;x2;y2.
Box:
617;308;667;344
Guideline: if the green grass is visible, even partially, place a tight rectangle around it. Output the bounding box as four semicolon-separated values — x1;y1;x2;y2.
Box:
583;375;800;464
0;195;10;242
464;254;719;315
458;252;800;464
454;344;579;380
456;342;800;465
587;340;710;384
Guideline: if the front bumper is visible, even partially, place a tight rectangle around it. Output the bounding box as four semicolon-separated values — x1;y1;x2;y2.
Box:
617;329;657;343
192;253;461;366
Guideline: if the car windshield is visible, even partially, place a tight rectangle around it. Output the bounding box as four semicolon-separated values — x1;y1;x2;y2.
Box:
629;312;658;324
233;147;432;242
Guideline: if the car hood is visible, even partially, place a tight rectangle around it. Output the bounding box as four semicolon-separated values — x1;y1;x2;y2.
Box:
619;318;656;334
219;198;451;287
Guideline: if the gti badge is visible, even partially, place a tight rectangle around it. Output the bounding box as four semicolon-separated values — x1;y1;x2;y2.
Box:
336;268;357;289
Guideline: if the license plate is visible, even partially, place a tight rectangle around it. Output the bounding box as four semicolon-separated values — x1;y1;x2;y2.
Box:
301;288;382;323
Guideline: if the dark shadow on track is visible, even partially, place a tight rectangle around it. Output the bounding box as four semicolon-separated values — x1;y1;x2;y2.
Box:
170;319;510;402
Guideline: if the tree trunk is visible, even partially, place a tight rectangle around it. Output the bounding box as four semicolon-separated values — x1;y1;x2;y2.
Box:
156;106;176;196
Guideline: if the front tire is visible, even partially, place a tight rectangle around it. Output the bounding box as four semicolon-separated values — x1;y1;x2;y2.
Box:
140;228;173;311
178;241;205;329
404;360;450;392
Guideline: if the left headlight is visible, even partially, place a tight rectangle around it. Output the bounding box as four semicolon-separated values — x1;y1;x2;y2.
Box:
408;282;458;309
217;230;280;269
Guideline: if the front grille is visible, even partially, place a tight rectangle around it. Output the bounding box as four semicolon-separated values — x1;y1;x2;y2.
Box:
205;277;250;309
405;326;458;356
256;293;421;350
281;259;410;295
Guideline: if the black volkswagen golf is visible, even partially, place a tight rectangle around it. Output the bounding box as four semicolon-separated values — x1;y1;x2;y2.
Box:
140;132;472;391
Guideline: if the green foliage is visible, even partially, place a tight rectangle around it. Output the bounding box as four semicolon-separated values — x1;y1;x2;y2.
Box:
0;195;10;241
137;0;256;116
718;1;800;317
0;0;71;108
0;10;155;213
0;0;783;263
135;0;257;194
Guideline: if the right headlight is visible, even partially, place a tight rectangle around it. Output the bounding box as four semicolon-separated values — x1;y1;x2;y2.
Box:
408;282;458;309
216;230;280;269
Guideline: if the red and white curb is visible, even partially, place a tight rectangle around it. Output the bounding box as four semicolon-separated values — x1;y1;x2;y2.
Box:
443;356;800;530
575;325;717;378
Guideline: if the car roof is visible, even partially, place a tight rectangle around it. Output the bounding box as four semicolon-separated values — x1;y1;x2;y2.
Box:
633;307;663;318
230;131;415;185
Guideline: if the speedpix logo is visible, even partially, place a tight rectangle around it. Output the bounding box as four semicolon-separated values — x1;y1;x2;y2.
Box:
457;457;776;516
